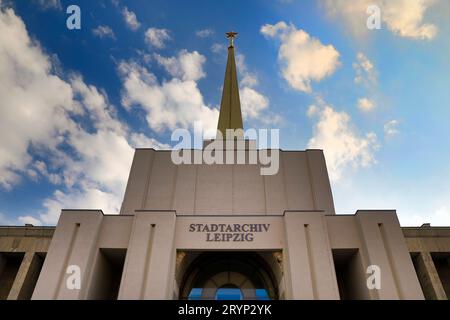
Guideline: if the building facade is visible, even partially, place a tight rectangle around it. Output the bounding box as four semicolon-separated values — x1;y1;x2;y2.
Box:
1;36;449;300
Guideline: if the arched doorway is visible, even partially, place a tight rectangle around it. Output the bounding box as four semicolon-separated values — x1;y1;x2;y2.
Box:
178;252;278;300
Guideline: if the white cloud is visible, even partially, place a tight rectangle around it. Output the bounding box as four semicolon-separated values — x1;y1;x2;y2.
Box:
211;43;226;54
382;0;438;40
307;102;379;182
307;105;319;118
67;130;134;194
322;0;374;38
236;54;259;88
234;54;271;121
260;21;290;38
18;215;41;226
119;59;219;137
358;98;375;112
31;160;62;184
196;29;214;38
145;28;171;49
119;49;273;138
0;5;166;225
261;21;340;93
384;119;400;137
0;6;79;189
122;6;140;31
322;0;438;40
240;87;269;120
34;0;62;10
92;25;116;40
353;52;376;85
70;75;124;133
154;50;206;81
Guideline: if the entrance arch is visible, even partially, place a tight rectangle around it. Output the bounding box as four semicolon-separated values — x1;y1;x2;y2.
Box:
178;252;279;300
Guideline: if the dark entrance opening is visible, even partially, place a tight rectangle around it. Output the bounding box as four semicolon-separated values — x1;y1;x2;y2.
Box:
431;253;450;299
0;252;25;300
332;249;371;300
179;251;278;300
86;248;126;300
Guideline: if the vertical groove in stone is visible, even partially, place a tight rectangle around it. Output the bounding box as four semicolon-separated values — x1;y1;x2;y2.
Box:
378;223;402;298
304;224;317;299
280;153;289;210
141;152;155;210
193;165;199;215
305;153;317;211
170;163;179;212
141;224;156;298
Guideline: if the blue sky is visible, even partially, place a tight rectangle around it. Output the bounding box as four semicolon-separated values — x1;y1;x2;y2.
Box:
0;0;449;226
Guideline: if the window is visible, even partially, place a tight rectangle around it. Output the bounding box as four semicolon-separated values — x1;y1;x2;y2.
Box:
215;285;243;300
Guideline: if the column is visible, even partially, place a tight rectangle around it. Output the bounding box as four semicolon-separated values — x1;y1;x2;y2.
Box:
283;211;339;300
118;211;176;299
32;210;103;299
356;211;424;300
415;251;447;300
7;252;42;300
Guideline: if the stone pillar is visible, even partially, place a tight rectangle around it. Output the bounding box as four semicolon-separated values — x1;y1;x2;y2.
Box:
118;211;176;300
414;251;447;300
356;211;424;300
32;211;104;299
7;252;41;300
283;211;339;300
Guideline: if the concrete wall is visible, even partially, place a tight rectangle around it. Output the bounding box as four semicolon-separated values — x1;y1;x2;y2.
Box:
3;147;444;300
327;211;424;300
31;210;176;300
120;149;335;216
404;226;450;300
29;209;424;300
0;227;53;300
2;217;448;300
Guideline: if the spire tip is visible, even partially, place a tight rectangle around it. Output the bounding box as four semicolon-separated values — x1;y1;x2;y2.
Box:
226;31;238;48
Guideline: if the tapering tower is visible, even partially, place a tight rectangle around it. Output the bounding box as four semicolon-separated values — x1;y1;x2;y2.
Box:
217;32;244;138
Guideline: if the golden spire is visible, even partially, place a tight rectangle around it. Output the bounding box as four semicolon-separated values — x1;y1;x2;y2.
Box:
217;32;243;139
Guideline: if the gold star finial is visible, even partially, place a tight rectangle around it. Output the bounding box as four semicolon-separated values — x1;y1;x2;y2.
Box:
226;31;238;47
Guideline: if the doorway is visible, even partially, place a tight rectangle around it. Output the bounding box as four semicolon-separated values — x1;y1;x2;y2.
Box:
177;251;279;300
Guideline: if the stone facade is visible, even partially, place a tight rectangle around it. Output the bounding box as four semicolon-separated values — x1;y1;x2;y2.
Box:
1;219;449;299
